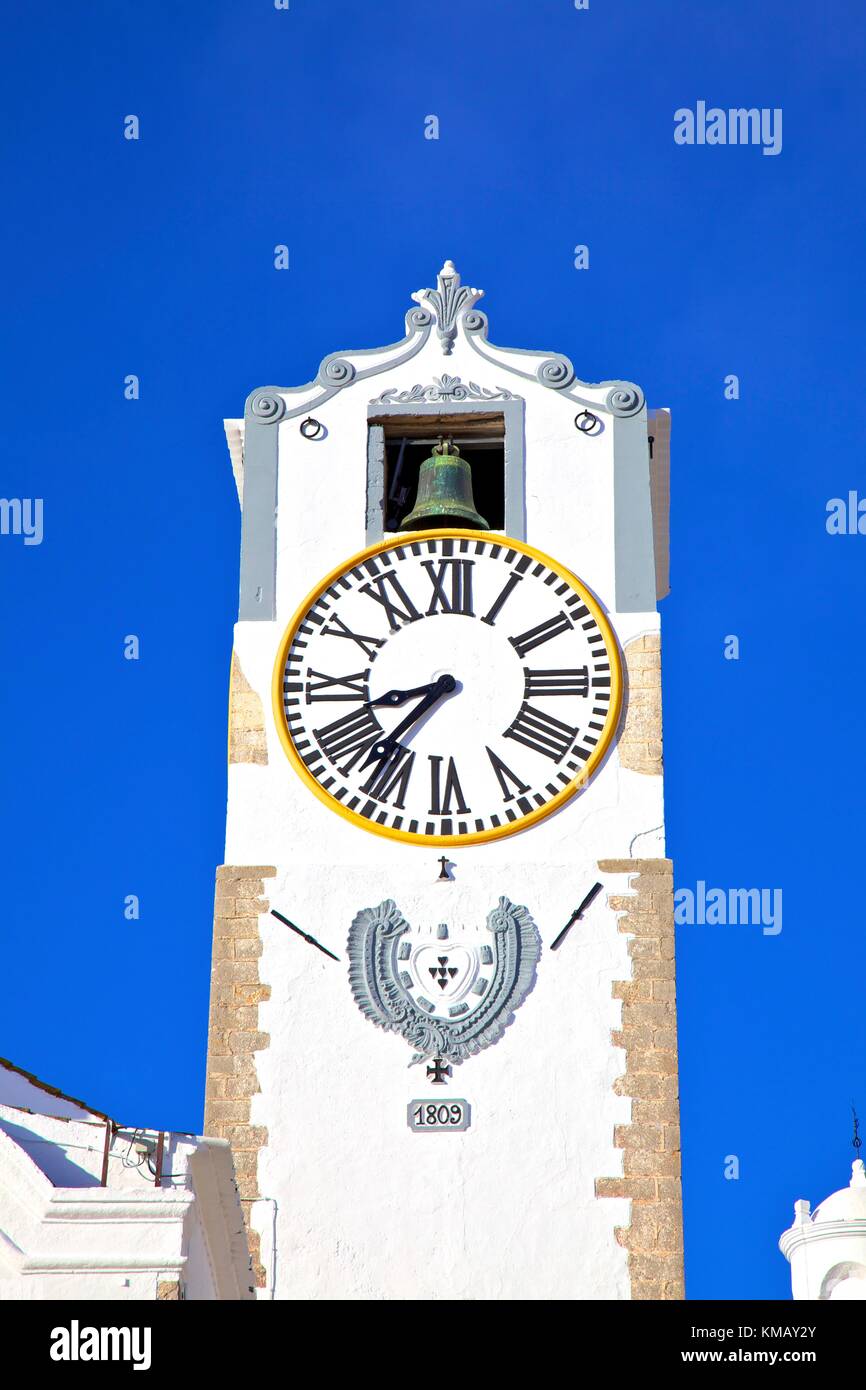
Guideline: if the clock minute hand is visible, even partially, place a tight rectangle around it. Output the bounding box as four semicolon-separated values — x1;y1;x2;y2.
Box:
389;675;455;742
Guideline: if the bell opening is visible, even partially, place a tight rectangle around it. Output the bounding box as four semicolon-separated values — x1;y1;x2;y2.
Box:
379;416;505;533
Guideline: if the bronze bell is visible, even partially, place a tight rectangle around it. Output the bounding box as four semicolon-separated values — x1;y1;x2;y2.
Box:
400;437;490;532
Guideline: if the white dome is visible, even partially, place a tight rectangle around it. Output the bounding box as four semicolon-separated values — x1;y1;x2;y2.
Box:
812;1161;866;1223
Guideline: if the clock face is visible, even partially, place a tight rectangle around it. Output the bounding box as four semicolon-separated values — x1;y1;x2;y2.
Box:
272;531;622;845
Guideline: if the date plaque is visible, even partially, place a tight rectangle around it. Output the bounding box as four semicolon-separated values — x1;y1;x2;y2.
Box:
408;1099;471;1132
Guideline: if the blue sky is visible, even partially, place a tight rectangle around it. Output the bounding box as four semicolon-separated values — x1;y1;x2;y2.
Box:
2;0;865;1300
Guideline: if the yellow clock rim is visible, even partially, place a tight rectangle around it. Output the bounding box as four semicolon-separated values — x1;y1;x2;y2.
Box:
271;529;623;847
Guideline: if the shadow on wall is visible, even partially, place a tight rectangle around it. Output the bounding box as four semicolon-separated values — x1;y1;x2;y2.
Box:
0;1118;102;1187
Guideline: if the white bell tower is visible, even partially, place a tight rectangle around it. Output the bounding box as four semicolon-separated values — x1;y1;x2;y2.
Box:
205;261;683;1301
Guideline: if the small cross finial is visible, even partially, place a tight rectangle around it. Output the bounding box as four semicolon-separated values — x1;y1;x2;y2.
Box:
437;856;450;881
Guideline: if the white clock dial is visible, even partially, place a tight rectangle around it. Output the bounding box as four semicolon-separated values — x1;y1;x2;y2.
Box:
273;532;622;845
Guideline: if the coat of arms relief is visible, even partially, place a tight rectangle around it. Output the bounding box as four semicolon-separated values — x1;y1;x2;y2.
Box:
347;898;541;1068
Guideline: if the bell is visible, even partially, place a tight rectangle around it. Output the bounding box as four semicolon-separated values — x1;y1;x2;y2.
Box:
400;438;490;532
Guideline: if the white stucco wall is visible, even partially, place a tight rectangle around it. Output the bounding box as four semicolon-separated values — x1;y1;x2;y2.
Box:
788;1230;866;1300
0;1060;101;1120
0;1103;252;1300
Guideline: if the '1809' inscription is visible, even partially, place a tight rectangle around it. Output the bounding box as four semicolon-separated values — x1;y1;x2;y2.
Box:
407;1099;471;1132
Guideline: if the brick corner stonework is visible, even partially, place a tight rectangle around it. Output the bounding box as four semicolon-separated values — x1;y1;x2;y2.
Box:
596;857;684;1300
205;864;276;1290
619;634;662;775
229;652;268;765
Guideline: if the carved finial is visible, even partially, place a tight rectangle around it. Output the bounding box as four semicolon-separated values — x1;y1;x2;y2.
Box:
412;260;484;356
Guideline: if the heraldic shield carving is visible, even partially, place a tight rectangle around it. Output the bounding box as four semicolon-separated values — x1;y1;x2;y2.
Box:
347;898;541;1066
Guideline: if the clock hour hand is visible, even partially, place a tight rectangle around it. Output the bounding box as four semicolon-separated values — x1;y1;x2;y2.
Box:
366;681;443;709
359;675;456;771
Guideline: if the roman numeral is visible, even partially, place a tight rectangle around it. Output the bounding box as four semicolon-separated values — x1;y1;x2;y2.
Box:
480;571;523;626
508;611;573;658
428;755;470;815
305;669;368;703
422;559;475;616
320;614;385;660
523;667;589;698
503;703;577;763
360;745;415;808
359;572;422;632
485;746;530;802
314;706;382;772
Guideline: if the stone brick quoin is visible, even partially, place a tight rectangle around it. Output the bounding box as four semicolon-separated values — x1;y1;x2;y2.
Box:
595;858;684;1300
228;653;268;766
205;863;275;1288
618;634;663;775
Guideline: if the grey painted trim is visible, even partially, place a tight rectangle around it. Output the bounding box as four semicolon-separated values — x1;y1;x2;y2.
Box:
613;413;657;613
366;425;386;543
238;418;278;621
462;310;645;417
244;310;433;424
502;399;527;540
249;392;286;424
237;311;434;620
405;264;643;414
365;398;526;544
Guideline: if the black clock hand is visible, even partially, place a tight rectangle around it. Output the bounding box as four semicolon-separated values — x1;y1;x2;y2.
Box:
366;680;443;709
359;675;455;770
388;674;455;742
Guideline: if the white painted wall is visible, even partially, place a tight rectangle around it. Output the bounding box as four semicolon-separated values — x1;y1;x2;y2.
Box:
0;1060;100;1120
0;1103;252;1300
226;294;665;1299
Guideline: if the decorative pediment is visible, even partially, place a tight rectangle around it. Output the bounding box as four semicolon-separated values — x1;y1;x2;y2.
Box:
245;259;644;424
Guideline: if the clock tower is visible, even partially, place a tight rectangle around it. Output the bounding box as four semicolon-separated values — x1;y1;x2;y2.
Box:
205;262;683;1300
